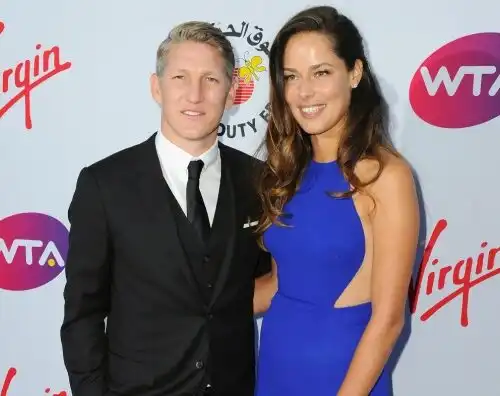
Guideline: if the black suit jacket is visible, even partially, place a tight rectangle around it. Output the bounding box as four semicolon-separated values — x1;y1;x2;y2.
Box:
60;134;271;396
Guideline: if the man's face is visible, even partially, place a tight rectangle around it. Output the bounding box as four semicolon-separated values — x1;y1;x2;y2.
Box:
151;40;237;145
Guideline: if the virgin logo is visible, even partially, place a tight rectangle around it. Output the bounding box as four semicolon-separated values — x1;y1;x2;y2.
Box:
0;20;72;130
409;32;500;128
1;367;67;395
409;219;500;327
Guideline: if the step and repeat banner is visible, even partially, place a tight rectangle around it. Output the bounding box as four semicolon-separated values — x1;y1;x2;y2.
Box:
1;0;499;394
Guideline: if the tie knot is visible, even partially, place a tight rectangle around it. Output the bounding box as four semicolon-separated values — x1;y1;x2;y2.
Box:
188;160;204;180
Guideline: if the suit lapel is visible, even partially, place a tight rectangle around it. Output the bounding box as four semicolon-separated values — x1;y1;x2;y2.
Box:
134;134;204;301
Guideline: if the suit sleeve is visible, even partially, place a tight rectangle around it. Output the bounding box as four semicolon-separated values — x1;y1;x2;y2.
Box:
60;167;111;396
254;249;272;277
248;156;273;278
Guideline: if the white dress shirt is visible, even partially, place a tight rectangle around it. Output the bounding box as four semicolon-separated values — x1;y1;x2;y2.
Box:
155;132;221;225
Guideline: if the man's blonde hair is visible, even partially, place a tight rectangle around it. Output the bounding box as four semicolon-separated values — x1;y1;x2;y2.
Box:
156;21;235;81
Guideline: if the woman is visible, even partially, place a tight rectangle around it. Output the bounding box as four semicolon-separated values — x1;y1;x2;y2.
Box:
254;5;419;396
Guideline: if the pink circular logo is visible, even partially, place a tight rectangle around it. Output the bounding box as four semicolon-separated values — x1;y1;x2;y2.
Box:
409;32;500;128
0;213;69;291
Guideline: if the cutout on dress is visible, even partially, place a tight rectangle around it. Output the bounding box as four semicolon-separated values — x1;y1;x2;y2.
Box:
333;192;373;309
333;263;371;308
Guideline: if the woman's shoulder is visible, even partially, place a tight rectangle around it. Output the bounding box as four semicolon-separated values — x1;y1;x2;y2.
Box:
355;148;415;195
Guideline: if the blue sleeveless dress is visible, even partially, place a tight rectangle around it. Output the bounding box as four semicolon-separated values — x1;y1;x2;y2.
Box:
255;159;390;395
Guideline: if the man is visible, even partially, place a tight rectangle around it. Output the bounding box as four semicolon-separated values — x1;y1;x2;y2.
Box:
60;21;271;396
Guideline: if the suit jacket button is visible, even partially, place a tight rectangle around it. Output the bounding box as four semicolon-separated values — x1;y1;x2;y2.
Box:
195;360;204;369
207;282;213;288
203;255;210;263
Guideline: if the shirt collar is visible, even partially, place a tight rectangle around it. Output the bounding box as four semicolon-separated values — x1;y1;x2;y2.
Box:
156;131;219;173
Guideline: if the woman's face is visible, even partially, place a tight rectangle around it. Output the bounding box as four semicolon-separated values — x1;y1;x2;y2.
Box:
282;31;361;137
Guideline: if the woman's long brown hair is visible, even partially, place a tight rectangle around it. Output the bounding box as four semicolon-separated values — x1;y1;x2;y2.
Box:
256;5;399;242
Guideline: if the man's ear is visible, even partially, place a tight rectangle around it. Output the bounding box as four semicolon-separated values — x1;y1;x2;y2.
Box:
225;75;239;109
150;73;163;105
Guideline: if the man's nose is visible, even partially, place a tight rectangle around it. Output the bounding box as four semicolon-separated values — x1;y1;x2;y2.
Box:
187;79;203;103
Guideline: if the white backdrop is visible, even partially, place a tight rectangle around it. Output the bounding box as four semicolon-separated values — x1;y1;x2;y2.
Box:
1;1;499;395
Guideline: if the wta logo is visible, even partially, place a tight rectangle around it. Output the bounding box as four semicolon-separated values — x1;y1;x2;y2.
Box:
409;32;500;128
0;213;68;291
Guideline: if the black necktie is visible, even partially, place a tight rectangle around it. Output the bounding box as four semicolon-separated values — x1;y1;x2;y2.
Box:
186;160;210;243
